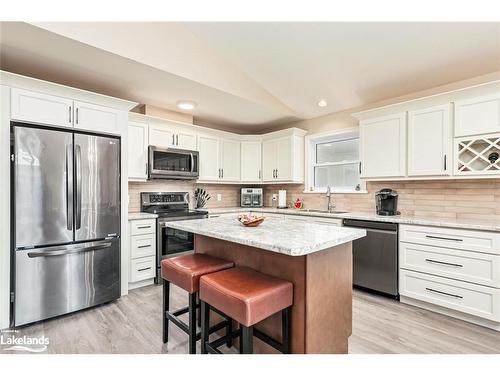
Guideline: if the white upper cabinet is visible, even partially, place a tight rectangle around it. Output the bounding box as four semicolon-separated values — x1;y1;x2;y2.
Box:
148;121;197;150
198;134;220;181
360;112;407;178
174;126;197;150
275;137;292;181
408;104;451;177
454;94;500;137
241;141;262;182
149;123;175;148
73;100;120;134
262;139;277;181
128;121;149;180
11;88;73;128
262;129;306;182
220;138;241;181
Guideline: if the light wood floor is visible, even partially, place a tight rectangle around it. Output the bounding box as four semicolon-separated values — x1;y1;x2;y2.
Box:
4;284;500;354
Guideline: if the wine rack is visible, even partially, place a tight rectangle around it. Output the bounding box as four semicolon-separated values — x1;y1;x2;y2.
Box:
455;134;500;175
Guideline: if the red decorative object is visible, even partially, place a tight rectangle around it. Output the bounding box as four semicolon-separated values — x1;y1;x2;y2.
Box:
294;198;303;209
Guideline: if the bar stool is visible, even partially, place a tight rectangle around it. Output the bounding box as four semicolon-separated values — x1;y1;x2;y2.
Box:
199;266;293;354
161;254;234;354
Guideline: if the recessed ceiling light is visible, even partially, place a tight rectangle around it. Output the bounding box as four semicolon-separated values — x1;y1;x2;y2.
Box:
317;99;328;108
176;101;197;110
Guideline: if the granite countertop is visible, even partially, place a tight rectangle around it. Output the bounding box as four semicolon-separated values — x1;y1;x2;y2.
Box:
202;207;500;232
166;216;366;256
128;212;158;221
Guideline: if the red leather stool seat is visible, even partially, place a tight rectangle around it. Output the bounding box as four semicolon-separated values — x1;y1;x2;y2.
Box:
200;266;293;327
161;254;234;293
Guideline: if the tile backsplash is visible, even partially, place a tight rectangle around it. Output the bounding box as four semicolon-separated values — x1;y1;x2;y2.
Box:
263;179;500;220
128;181;241;212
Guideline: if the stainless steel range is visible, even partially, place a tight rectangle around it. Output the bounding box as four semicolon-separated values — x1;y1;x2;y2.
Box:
140;192;208;283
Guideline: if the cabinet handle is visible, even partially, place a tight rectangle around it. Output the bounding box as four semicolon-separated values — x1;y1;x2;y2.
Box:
76;108;79;124
176;134;179;146
276;169;278;178
218;168;220;178
425;258;463;268
68;106;72;123
137;225;151;229
359;162;362;174
425;235;463;242
444;154;447;171
146;163;148;175
221;169;224;178
137;244;151;248
172;134;175;145
425;288;463;299
273;169;275;178
138;267;152;272
259;170;261;179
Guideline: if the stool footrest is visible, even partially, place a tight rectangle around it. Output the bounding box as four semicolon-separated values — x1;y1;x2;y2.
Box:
166;307;230;338
253;328;285;353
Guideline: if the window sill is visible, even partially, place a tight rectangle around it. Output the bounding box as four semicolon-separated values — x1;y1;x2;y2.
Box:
302;189;368;194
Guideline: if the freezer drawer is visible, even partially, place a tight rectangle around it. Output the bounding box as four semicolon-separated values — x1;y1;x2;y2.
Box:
14;239;120;326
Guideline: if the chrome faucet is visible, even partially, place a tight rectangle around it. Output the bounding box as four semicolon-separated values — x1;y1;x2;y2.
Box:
326;186;335;212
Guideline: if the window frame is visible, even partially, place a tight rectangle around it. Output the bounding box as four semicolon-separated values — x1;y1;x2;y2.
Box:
304;127;367;194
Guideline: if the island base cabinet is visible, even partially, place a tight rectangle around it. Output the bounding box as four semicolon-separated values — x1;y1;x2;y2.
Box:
195;235;353;354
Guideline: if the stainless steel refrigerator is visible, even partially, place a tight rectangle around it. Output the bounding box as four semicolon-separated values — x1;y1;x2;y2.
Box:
11;123;121;327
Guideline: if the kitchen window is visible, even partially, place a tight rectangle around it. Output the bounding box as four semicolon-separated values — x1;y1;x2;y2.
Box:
306;129;366;193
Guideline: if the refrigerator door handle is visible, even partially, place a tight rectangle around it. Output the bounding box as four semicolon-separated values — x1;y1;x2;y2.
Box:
27;240;112;258
66;144;73;231
75;144;82;230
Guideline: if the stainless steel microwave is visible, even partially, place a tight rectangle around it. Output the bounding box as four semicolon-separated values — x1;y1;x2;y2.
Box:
148;146;199;180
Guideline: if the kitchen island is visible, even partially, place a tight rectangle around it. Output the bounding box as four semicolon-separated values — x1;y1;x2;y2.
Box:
166;216;366;354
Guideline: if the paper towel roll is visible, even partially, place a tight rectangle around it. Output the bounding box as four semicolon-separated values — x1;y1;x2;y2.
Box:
278;190;287;208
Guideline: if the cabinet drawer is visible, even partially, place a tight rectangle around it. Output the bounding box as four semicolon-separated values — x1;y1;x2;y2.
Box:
130;256;156;283
400;242;500;287
400;224;500;255
131;233;156;259
400;269;500;322
130;219;156;236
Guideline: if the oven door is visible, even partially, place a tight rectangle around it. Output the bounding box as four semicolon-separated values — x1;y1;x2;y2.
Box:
148;146;199;179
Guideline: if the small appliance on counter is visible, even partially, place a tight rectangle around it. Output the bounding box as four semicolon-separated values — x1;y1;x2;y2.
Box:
375;188;400;216
277;190;287;208
240;188;263;207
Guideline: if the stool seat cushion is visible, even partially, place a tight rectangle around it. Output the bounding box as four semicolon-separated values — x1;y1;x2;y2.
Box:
161;254;234;293
200;266;293;327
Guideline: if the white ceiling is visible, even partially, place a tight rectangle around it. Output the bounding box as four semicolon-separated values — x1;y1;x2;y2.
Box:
1;22;499;131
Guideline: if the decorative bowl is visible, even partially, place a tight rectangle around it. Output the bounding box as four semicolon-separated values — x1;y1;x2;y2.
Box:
238;214;265;227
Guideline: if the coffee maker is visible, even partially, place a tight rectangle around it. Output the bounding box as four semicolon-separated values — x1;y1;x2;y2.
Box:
375;188;400;216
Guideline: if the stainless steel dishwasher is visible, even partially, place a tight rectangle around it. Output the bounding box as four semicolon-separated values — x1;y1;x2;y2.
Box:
343;219;399;298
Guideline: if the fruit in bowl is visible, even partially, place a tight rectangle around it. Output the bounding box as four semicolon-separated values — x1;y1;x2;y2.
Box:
238;213;265;227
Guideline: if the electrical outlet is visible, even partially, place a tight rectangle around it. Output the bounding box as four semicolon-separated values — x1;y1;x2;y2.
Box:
272;194;277;201
217;193;222;201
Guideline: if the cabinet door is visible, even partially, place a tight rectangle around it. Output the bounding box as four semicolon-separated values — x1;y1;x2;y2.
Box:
128;121;149;180
455;94;500;137
276;137;292;181
360;112;407;178
262;139;277;181
241;141;262;181
74;101;120;134
149;123;175;148
11;88;73;128
408;104;451;176
174;127;197;151
220;139;240;181
198;135;220;180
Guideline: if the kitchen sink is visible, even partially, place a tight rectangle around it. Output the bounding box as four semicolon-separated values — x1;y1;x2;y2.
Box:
303;209;348;214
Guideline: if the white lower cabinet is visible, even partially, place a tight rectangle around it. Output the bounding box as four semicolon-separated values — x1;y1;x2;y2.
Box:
399;224;500;329
129;218;156;288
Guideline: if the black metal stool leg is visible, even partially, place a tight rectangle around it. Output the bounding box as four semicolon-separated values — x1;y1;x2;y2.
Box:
282;307;291;354
241;325;253;354
162;280;170;343
226;318;233;348
188;292;197;354
200;301;210;354
196;293;201;328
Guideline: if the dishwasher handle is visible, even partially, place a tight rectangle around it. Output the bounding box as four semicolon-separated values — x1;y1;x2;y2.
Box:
343;219;398;232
